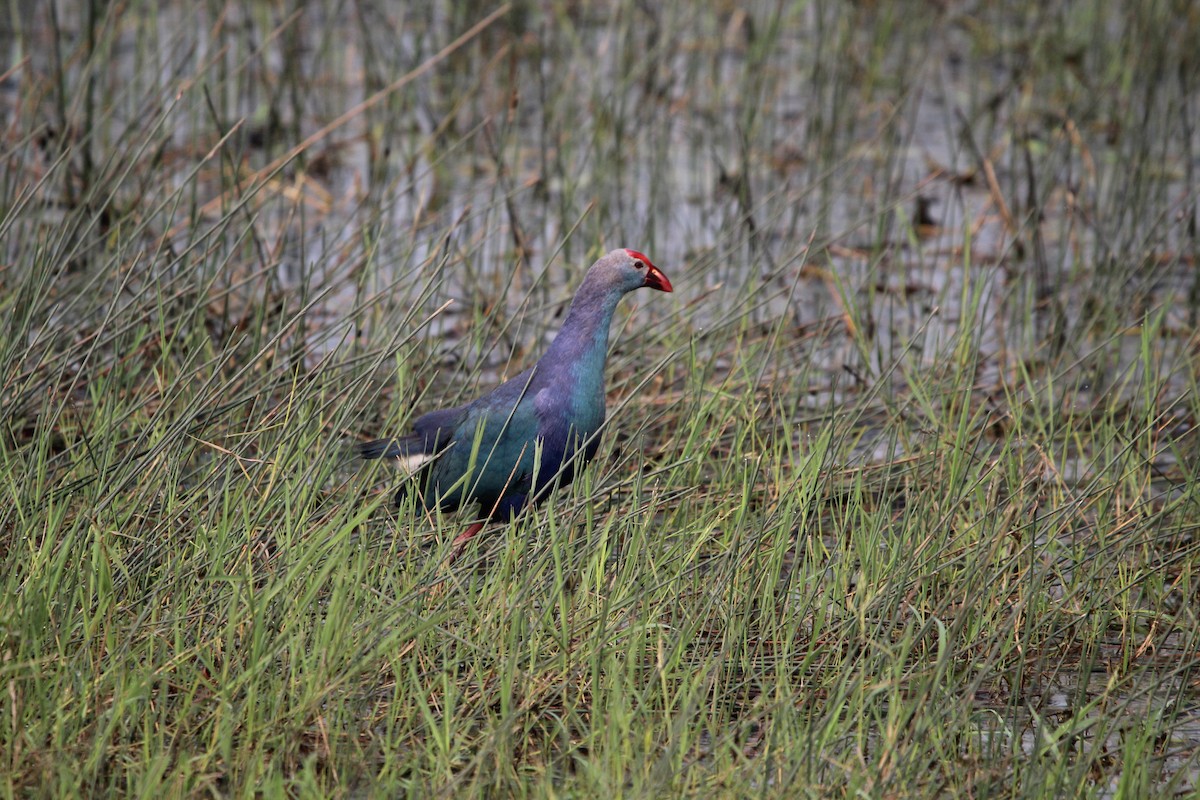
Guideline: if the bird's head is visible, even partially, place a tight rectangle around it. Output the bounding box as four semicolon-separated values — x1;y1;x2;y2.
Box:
590;248;672;294
622;249;672;293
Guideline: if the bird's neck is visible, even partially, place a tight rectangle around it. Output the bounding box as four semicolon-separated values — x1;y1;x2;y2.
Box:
543;281;623;391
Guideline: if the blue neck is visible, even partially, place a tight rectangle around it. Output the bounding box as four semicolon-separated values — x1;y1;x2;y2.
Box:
542;279;624;405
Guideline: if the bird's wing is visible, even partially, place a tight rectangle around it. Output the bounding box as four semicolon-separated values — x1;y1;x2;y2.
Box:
427;368;543;509
412;405;467;450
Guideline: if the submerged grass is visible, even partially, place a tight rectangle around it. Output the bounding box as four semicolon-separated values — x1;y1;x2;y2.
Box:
3;0;1200;797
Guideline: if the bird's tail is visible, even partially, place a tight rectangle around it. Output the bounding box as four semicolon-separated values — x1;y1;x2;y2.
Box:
357;435;441;474
357;438;405;460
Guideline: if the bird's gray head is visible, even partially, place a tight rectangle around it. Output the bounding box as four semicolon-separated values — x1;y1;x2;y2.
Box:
588;248;673;295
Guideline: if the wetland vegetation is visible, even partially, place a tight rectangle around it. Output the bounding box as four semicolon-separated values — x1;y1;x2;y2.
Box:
2;1;1199;796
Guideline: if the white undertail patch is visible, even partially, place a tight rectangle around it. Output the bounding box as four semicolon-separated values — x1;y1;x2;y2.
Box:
391;452;437;474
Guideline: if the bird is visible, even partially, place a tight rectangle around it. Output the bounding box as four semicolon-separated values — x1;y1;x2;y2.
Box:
359;248;673;559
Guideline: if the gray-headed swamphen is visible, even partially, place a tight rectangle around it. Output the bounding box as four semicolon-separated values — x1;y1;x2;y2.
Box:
359;248;673;558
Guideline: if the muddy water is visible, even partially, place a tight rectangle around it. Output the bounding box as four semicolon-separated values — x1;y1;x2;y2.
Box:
9;3;1188;395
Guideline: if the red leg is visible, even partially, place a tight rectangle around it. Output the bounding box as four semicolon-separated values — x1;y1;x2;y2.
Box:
447;520;486;562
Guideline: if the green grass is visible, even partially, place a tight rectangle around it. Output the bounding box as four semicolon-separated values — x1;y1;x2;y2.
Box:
3;0;1200;797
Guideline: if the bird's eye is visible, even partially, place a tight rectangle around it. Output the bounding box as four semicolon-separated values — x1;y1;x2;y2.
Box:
633;260;645;270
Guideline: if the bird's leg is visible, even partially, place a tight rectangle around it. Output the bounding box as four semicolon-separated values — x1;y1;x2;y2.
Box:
452;520;486;547
447;520;486;563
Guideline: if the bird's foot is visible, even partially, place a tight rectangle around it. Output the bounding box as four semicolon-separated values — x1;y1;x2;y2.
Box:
446;520;486;564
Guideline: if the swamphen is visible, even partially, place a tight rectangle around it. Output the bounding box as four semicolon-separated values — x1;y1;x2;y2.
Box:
359;249;673;558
